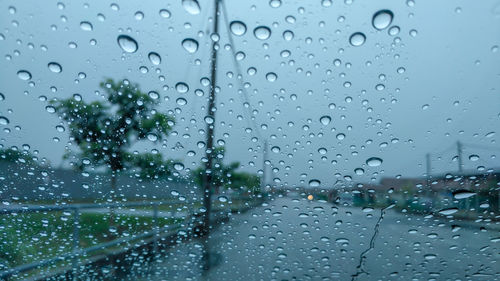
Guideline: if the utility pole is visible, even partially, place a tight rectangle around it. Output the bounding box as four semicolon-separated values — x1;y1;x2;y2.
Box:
262;139;268;191
426;153;431;188
457;141;463;174
202;0;220;233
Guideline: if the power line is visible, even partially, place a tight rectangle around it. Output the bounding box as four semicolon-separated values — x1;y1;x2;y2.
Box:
220;0;263;141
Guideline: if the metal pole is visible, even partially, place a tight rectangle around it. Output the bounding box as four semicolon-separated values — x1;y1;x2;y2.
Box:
262;140;268;192
153;204;159;255
72;207;80;271
426;153;431;188
202;0;220;233
457;141;463;174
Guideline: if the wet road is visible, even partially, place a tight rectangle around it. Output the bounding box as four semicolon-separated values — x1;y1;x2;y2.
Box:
129;197;500;280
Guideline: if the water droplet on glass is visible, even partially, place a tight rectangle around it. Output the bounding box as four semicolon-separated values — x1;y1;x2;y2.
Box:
266;72;277;82
388;25;400;36
147;133;158;142
424;254;437;260
148;91;159;99
218;196;228;203
469;154;479;161
182;38;198;53
45;106;56;113
452;190;476;199
148;52;161;65
48;62;62;73
176;98;187;105
175;82;189;93
372;10;394;30
438;207;458;215
174;163;184;171
366;157;382;167
0;116;9;125
320;116;331;125
269;0;281;8
80;21;93;31
349;32;366;46
117;35;138;53
354;168;364;175
159;9;171;18
282;30;294;41
204;116;214;124
271;146;280;153
17;70;32;80
309;179;321;187
182;0;201;15
254;26;271;40
134;11;144;20
230;21;247;36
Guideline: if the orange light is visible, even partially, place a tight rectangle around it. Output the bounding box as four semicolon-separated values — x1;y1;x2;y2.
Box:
307;194;313;200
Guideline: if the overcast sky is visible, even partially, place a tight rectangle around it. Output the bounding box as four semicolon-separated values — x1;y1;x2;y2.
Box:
1;0;500;188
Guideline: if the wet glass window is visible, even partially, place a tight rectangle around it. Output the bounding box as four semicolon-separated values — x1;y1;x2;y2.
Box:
1;0;499;280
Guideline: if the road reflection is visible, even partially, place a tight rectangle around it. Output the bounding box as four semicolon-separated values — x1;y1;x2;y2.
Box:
131;197;499;280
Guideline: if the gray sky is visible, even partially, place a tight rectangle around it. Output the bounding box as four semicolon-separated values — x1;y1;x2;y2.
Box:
1;0;500;188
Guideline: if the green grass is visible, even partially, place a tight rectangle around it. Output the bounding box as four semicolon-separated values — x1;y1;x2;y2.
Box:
0;212;181;271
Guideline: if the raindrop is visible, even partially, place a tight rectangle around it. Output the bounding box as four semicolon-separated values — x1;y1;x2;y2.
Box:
269;0;281;8
320;116;331;125
480;203;489;208
159;9;171;18
176;82;189;93
176;98;187;105
17;70;32;80
218;196;228;203
362;207;374;213
282;30;294;41
148;52;161;65
354;168;364;175
469;154;479;161
349;32;366;46
174;163;184;171
254;26;271;40
452;190;476;200
148;91;159;99
117;35;138;53
134;11;144;20
388;25;400;36
182;38;199;53
204;116;214;124
438;208;458;215
48;62;62;73
56;125;65;132
309;179;321;187
0;116;9;125
182;0;201;15
80;21;93;31
271;146;280;153
266;72;277;82
230;21;247;36
336;133;345;140
147;133;158;142
366;157;382;167
424;254;437;260
372;10;394;30
45;106;56;113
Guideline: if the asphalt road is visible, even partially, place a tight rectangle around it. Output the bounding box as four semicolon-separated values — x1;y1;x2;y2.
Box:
128;197;500;281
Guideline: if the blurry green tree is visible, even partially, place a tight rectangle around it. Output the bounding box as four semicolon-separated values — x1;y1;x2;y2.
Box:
51;79;175;199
